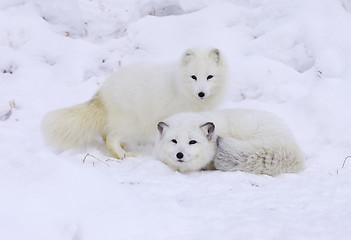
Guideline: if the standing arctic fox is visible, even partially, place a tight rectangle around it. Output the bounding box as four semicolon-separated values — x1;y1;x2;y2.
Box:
155;109;304;176
41;48;228;158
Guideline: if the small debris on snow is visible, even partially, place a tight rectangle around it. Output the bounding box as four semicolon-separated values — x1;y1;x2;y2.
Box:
0;100;16;121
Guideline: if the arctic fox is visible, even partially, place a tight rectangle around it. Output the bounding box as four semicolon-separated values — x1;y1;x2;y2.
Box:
41;48;228;158
155;109;304;176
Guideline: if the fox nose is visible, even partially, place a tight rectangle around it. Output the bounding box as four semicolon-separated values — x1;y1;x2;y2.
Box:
176;152;184;159
198;92;205;98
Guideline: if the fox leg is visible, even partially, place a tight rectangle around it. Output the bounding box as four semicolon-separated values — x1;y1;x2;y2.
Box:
105;134;135;159
102;134;125;148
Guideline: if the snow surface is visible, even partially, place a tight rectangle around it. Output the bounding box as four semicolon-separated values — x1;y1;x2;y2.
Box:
1;0;351;239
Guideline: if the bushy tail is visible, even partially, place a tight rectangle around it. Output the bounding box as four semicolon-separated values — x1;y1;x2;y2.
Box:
41;93;106;150
215;137;305;176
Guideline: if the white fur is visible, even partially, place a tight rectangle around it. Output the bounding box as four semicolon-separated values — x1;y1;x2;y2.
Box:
41;48;228;158
155;115;217;173
154;109;305;176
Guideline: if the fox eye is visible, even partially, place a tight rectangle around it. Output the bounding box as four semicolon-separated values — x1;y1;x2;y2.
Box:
191;75;197;80
171;139;177;144
207;75;213;80
189;140;197;145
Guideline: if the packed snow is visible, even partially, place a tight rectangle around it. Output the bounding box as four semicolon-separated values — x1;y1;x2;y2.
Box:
1;0;351;239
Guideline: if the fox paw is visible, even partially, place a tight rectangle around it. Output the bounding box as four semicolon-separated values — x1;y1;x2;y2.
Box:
121;152;135;159
110;150;135;159
105;137;135;159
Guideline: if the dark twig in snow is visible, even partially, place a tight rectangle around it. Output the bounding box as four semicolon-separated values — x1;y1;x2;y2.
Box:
0;100;16;121
342;156;351;169
106;158;122;163
82;153;110;167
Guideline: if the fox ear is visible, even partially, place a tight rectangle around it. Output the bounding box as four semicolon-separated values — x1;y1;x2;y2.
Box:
209;48;221;64
200;122;215;140
182;49;194;65
157;122;169;135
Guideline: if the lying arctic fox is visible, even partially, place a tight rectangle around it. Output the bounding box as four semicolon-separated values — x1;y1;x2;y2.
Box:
155;109;304;176
41;48;228;158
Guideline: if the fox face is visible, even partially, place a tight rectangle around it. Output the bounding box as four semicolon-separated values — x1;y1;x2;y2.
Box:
179;48;227;101
155;118;217;173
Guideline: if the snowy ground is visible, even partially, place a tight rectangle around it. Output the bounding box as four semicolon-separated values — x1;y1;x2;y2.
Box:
1;0;351;239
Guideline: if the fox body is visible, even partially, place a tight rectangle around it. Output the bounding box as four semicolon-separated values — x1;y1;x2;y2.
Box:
41;48;228;158
155;109;304;176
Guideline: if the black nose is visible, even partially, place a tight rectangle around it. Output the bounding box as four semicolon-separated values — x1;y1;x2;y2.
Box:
198;92;205;98
176;152;184;159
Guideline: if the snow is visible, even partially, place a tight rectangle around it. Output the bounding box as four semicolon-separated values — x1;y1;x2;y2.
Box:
1;0;351;239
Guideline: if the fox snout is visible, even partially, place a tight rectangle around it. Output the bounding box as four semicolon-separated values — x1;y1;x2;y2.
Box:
198;92;205;99
176;152;184;162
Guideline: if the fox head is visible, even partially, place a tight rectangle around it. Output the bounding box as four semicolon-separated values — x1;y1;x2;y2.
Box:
178;48;228;104
154;113;218;173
